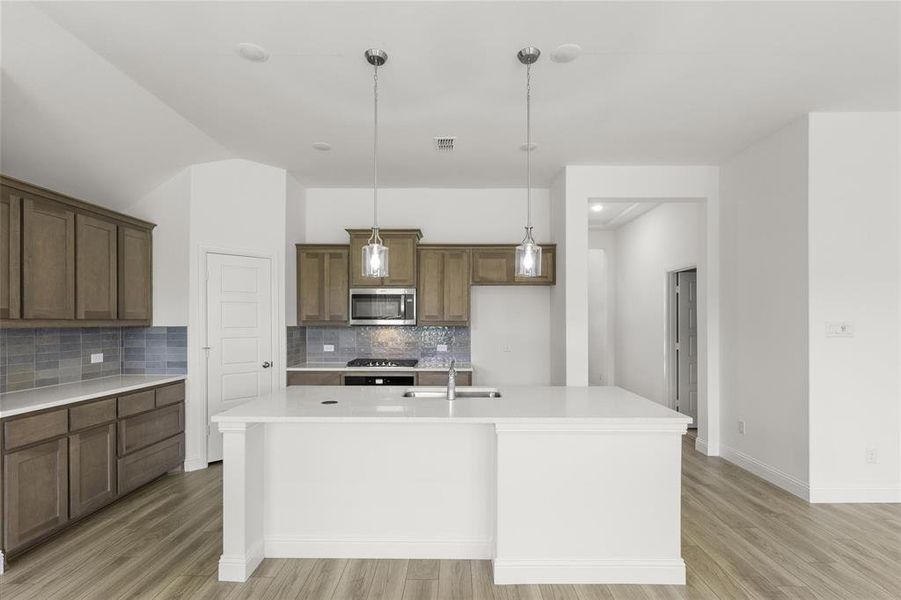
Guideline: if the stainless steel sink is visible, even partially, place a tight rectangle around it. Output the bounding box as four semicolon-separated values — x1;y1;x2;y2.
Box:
402;387;502;399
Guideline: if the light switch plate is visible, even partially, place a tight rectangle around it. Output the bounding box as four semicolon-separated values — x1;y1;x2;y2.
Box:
91;353;104;364
323;344;335;352
826;322;854;337
436;344;448;353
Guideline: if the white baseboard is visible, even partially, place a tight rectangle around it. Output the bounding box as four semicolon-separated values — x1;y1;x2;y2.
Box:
265;535;492;559
183;456;208;472
492;558;685;585
218;540;264;582
809;486;901;504
720;444;810;501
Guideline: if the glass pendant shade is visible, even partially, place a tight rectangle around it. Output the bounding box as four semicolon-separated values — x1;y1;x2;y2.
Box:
515;227;542;278
362;229;389;278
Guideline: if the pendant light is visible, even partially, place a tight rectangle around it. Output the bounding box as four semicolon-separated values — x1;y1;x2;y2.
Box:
362;48;389;278
515;47;542;278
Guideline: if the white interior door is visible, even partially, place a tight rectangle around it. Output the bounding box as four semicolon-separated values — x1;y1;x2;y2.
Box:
676;270;698;425
206;253;273;462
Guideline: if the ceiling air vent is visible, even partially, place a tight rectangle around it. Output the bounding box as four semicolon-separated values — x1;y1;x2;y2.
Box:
433;136;456;152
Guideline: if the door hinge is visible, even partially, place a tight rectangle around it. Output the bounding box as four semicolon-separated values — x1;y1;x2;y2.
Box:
675;285;680;293
675;342;681;350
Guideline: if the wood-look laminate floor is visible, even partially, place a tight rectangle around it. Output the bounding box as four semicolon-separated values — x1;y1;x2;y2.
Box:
1;433;900;600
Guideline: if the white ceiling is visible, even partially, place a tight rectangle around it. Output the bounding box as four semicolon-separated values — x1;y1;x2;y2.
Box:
3;1;899;200
588;201;659;230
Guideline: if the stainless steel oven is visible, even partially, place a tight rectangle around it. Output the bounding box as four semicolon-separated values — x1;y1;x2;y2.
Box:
349;288;416;326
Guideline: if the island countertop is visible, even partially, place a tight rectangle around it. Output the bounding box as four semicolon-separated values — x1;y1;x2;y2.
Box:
211;385;691;427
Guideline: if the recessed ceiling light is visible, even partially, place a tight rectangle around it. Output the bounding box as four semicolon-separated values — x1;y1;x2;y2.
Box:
520;142;538;152
550;43;582;64
236;42;270;63
591;204;604;213
312;142;332;151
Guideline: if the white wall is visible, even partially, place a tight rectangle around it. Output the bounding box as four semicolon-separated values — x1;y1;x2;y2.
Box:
302;188;549;244
563;166;720;453
807;112;901;502
285;175;307;327
549;172;567;385
588;230;617;386
301;188;553;386
126;168;191;326
185;159;288;470
719;117;810;496
613;203;702;405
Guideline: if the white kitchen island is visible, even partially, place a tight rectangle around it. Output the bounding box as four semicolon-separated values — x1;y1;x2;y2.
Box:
211;385;691;586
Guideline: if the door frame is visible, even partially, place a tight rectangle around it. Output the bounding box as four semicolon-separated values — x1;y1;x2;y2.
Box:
198;245;281;466
664;264;697;418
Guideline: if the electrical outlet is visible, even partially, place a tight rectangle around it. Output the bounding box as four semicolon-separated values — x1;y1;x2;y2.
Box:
503;344;512;353
738;420;746;435
323;344;335;352
90;353;103;364
826;322;855;337
865;447;878;464
436;344;448;353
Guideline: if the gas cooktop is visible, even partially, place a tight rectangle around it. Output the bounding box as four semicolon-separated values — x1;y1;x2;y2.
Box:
346;358;419;368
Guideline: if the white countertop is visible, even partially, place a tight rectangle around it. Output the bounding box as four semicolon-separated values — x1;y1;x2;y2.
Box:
212;385;692;427
0;375;187;418
287;362;473;372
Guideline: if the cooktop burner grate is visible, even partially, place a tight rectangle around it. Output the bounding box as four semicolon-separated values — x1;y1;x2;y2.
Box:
346;358;419;368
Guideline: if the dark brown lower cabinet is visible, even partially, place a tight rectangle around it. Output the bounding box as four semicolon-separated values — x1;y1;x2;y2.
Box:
3;438;68;552
69;423;117;518
416;371;473;386
287;371;343;386
0;381;185;562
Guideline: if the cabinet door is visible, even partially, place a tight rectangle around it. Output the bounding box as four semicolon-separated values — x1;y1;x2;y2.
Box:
381;233;417;287
76;214;118;319
417;249;445;324
442;250;470;323
118;226;152;320
471;248;514;285
1;188;21;320
298;246;349;325
22;197;76;319
298;249;327;323
3;438;68;552
69;423;117;518
287;371;342;385
348;232;372;288
324;249;349;322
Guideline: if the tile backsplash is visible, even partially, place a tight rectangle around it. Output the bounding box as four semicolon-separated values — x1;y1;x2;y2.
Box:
0;326;187;393
302;326;470;366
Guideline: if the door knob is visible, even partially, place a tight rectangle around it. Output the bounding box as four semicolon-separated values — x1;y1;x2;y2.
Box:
262;361;272;368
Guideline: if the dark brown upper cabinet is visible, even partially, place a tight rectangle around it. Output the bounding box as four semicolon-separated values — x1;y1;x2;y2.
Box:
417;247;471;326
347;229;422;288
22;196;76;319
1;175;155;328
117;226;152;321
471;245;556;286
297;245;349;326
76;214;118;320
0;186;21;320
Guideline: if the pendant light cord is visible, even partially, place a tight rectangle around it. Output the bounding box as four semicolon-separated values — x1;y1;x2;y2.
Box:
526;62;532;231
372;62;380;235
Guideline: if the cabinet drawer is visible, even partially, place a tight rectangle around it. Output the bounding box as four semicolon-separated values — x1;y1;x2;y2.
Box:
117;433;184;496
416;371;472;386
155;381;185;408
3;409;68;451
69;398;116;431
287;371;342;386
117;389;156;417
118;403;184;456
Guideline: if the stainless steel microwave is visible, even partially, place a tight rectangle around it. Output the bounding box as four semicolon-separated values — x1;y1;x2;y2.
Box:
349;288;416;326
